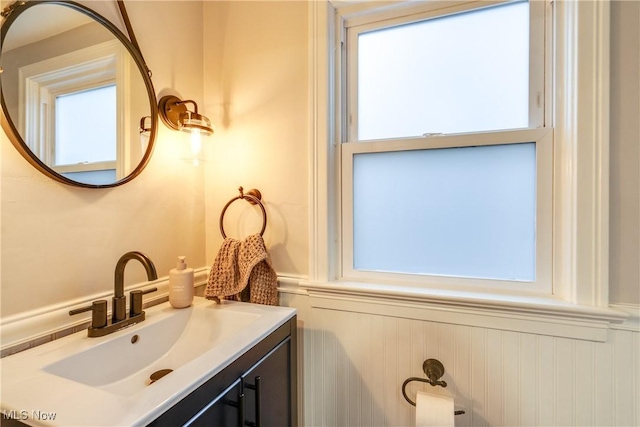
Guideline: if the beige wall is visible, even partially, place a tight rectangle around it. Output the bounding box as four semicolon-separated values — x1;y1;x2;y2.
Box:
0;1;207;318
203;1;309;277
610;0;640;305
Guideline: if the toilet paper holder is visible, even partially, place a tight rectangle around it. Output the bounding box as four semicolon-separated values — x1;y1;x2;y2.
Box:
401;358;465;415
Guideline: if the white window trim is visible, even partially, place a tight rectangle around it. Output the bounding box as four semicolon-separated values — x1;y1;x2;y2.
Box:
305;0;627;342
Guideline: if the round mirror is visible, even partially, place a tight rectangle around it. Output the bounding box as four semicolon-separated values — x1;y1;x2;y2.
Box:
0;1;157;188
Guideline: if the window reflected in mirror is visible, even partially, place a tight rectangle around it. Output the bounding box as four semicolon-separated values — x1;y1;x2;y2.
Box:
55;85;117;184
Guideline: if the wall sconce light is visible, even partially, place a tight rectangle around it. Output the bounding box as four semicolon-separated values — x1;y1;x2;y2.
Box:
158;95;214;165
139;116;152;152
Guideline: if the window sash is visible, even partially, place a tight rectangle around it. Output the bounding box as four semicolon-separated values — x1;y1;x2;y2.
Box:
345;0;546;143
54;84;117;167
341;128;553;295
339;0;552;294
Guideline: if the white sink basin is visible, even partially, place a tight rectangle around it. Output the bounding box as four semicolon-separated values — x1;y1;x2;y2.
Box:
43;302;260;396
0;297;296;426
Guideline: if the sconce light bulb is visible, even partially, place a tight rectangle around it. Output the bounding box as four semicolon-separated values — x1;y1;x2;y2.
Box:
190;129;203;166
190;130;202;156
140;132;150;153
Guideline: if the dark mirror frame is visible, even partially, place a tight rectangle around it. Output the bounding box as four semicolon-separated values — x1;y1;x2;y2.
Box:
0;0;158;188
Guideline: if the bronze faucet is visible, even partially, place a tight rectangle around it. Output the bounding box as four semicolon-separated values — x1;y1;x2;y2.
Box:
70;251;158;337
113;251;158;322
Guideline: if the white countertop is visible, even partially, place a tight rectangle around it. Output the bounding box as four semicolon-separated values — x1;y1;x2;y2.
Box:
0;297;296;426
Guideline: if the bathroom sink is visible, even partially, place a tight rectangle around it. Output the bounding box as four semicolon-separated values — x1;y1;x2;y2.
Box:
0;297;296;426
43;302;260;395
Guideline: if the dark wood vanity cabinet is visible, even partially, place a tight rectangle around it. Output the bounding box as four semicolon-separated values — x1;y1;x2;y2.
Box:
149;316;297;427
184;379;242;427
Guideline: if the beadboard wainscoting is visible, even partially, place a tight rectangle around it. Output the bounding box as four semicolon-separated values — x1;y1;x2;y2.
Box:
280;291;640;427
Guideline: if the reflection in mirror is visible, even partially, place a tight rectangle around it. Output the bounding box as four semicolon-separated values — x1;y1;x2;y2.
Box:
1;1;156;187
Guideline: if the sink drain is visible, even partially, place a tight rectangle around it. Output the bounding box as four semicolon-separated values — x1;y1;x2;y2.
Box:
148;369;173;385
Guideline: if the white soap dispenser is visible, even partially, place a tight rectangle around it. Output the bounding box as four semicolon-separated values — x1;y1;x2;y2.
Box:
169;256;194;308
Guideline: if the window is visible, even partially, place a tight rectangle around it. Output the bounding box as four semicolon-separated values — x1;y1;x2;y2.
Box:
341;0;552;294
54;85;117;176
306;0;621;340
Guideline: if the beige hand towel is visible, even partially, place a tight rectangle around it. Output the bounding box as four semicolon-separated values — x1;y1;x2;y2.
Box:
204;234;278;305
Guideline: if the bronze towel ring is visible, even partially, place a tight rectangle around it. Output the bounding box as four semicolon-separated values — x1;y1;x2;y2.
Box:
219;186;267;239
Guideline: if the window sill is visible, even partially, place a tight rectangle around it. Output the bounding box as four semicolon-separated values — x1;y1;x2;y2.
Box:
300;280;628;342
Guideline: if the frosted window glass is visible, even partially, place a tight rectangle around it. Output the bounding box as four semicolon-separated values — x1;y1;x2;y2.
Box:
357;1;529;140
55;85;116;165
352;143;536;281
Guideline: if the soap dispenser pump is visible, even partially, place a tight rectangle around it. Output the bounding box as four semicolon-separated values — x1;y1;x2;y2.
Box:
169;256;194;308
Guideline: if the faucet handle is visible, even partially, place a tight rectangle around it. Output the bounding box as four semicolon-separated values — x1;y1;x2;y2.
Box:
129;287;157;317
69;300;108;329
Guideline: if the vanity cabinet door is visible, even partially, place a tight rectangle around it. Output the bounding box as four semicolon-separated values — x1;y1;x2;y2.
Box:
148;317;296;427
184;379;242;427
242;338;292;427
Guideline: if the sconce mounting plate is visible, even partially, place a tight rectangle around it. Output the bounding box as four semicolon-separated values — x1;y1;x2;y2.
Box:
158;95;187;131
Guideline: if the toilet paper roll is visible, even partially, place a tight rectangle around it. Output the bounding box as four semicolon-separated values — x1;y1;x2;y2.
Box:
415;391;455;427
